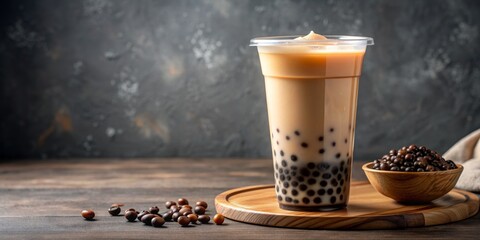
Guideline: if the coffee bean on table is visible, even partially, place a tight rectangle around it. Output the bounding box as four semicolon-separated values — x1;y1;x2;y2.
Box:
172;212;181;222
198;215;211;224
149;206;160;214
213;214;225;225
187;213;198;223
165;201;177;209
125;211;138;222
125;208;136;214
141;214;157;225
181;205;192;210
162;211;173;221
108;206;121;216
151;216;165;227
196;201;208;209
194;206;206;215
137;210;150;221
178;216;190;226
178;198;189;206
179;208;192;216
81;209;95;220
170;205;180;213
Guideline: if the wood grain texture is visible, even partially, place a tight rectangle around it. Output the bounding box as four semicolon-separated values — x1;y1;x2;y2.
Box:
215;182;479;229
0;158;479;239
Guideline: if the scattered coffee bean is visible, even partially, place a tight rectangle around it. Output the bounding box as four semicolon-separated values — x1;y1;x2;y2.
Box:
151;216;165;227
162;211;173;221
213;214;224;225
137;210;150;221
187;213;198;223
165;201;177;209
196;201;208;209
181;205;192;210
170;205;180;213
108;206;121;216
125;208;136;214
179;208;193;216
81;209;95;220
178;216;190;226
125;210;137;222
149;206;160;214
373;145;458;172
178;198;189;206
194;206;206;215
172;212;181;222
198;215;210;224
141;214;157;225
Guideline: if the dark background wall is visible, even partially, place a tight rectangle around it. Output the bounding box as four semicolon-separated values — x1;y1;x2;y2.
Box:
1;0;479;160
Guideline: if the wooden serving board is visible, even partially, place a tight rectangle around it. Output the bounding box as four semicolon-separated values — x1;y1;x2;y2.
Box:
215;181;479;230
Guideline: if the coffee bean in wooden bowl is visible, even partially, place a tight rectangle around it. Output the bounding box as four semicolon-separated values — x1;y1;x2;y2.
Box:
363;145;463;203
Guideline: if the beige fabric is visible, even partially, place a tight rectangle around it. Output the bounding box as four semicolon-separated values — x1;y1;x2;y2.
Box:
443;129;480;192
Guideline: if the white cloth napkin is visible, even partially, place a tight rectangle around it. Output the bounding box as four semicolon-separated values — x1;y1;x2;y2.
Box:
443;129;480;192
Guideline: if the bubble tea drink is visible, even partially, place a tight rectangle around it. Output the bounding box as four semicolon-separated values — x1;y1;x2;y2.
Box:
250;31;373;211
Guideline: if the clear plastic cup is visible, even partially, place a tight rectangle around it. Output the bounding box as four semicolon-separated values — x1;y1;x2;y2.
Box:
250;35;373;211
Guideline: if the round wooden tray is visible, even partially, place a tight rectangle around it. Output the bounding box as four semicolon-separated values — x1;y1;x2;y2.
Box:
215;181;479;229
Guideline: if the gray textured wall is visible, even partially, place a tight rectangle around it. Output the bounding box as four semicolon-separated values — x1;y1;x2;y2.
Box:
1;0;479;160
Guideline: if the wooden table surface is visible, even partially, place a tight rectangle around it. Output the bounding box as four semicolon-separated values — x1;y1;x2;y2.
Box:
0;158;478;239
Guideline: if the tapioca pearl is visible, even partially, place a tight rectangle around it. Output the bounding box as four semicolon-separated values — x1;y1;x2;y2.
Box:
330;196;336;204
280;150;284;156
336;174;342;181
318;163;330;170
318;136;324;142
307;162;315;169
301;142;308;148
276;128;280;133
340;161;345;168
332;142;336;147
340;194;344;201
275;172;279;178
317;189;326;195
293;199;299;204
332;167;339;175
275;162;279;169
280;174;285;181
335;153;341;159
319;148;325;154
344;138;348;144
279;168;283;174
286;135;290;140
327;188;334;195
299;184;307;191
283;182;289;188
287;176;292;181
290;155;298;161
330;128;334;132
291;171;297;177
285;197;293;202
312;171;320;177
340;179;344;185
291;189;299;196
307;178;316;185
349;124;352;130
336;187;342;194
294;130;300;136
322;173;331;179
281;160;287;167
284;169;290;175
307;190;315;196
281;188;287;194
302;198;310;204
331;179;338;187
300;168;310;177
278;195;283;201
320;181;327;187
291;181;299;187
291;166;298;171
276;141;279;145
343;167;348;174
297;176;305;182
313;197;322;204
346;152;350;157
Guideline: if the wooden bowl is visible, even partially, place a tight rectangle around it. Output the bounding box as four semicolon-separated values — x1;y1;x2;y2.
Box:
362;162;463;203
